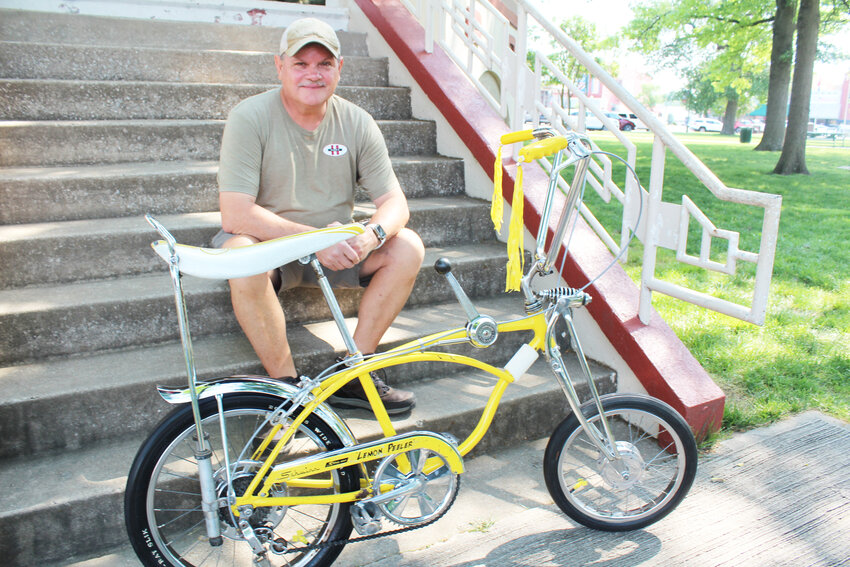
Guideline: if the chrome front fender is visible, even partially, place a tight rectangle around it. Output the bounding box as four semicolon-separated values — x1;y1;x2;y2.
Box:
156;375;358;448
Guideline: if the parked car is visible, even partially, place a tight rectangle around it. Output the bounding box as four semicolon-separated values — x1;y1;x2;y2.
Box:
568;110;604;130
734;119;763;133
568;111;635;131
689;118;723;132
606;112;636;131
618;112;648;130
808;121;838;134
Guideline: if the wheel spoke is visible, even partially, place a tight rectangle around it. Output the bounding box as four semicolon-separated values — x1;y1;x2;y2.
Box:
155;487;201;497
160;516;205;548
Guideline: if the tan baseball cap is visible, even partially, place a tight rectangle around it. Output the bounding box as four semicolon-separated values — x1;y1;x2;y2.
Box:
279;17;341;60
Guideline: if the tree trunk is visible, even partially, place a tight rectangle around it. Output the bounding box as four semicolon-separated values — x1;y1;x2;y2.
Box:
773;0;819;174
721;96;738;135
755;0;797;151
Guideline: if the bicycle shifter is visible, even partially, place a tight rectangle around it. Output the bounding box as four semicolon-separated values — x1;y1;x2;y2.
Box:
435;258;498;348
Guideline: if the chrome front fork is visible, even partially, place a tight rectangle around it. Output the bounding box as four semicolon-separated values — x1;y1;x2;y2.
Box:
545;299;622;462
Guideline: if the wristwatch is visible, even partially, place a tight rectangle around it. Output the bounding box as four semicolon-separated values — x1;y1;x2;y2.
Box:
367;223;387;249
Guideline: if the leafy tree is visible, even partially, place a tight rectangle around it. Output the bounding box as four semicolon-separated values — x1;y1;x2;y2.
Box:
625;0;776;133
774;0;821;173
754;0;798;151
529;16;618;114
676;66;724;117
639;82;665;109
770;0;849;172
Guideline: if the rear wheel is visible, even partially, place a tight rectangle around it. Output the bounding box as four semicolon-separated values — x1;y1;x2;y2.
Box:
125;393;359;567
544;394;697;531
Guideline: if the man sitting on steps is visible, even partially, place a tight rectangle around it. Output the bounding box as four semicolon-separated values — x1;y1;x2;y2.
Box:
212;17;422;414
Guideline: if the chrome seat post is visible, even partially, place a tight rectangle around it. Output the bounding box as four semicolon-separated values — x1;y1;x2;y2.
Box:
306;255;362;361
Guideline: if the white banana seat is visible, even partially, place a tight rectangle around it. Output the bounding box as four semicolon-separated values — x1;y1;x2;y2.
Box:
151;223;365;280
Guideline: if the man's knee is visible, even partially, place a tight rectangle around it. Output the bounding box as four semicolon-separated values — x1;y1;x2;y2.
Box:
229;271;273;296
381;228;424;275
220;234;281;297
391;228;424;261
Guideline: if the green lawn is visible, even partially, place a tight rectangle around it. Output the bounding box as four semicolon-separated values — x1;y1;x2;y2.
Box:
586;131;849;433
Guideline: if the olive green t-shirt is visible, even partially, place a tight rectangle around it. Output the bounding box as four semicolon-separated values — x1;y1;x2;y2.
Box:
217;89;399;228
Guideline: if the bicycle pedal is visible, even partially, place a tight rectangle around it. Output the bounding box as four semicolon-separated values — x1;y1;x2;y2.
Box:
351;501;383;536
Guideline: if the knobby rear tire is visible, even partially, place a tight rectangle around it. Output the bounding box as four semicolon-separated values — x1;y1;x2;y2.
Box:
125;393;359;567
544;394;697;531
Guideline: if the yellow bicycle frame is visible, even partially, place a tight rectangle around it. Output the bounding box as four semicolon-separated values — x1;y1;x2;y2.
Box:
234;308;550;511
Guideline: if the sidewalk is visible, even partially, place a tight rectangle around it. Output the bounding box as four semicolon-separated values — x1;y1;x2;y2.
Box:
335;411;850;567
62;411;850;566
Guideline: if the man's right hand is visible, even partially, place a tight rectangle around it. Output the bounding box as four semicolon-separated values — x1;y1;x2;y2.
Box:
317;221;375;270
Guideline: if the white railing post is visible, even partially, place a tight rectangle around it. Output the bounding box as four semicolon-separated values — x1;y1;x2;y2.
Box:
751;196;782;324
512;3;527;147
424;0;434;53
499;18;510;118
639;136;667;324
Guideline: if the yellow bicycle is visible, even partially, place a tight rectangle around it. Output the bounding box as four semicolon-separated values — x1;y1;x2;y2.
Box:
125;130;698;567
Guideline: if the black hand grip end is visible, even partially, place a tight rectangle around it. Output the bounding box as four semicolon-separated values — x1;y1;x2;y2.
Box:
434;257;452;274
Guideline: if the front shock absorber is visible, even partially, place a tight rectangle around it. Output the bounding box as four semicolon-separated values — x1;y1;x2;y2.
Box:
537;287;592;309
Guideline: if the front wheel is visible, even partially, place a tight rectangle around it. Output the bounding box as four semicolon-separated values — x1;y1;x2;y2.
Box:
125;393;360;567
544;394;697;531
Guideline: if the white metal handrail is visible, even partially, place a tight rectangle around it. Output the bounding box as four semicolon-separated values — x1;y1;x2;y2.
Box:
402;0;782;326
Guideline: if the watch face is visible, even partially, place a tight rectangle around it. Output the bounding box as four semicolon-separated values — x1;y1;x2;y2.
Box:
370;224;386;248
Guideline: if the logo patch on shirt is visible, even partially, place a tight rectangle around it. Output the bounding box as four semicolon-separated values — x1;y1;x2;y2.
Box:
323;144;348;157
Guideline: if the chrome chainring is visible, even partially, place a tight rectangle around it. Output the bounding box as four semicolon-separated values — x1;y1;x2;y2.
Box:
371;448;460;526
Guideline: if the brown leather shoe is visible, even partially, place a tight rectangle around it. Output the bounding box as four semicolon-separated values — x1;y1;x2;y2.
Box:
328;365;415;415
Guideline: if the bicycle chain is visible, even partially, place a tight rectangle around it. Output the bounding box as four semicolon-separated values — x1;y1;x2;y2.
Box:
290;475;461;554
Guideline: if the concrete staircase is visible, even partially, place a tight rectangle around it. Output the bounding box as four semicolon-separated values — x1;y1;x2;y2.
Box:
0;9;615;565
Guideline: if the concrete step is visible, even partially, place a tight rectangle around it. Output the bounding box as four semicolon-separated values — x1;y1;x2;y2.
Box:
0;118;438;166
0;294;614;459
0;350;615;565
0;196;492;288
0;9;369;55
0;42;386;85
0;80;411;121
0;243;511;365
0;156;464;224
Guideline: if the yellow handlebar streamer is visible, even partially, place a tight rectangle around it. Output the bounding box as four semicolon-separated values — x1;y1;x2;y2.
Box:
505;163;524;291
491;129;539;292
491;145;504;232
491;129;534;233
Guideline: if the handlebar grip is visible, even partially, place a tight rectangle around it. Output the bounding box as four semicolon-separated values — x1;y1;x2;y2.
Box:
500;129;535;145
519;135;569;162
